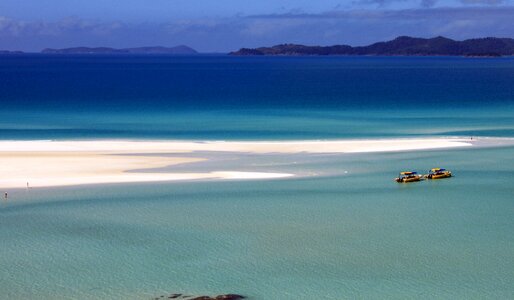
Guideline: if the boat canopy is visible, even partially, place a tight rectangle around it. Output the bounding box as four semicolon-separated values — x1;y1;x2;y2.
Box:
430;168;446;172
400;171;417;175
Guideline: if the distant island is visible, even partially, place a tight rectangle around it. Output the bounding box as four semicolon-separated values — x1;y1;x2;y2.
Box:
0;50;24;55
3;37;514;56
230;36;514;57
41;45;198;55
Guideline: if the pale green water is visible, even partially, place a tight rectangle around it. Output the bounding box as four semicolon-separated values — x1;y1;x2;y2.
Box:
2;145;514;299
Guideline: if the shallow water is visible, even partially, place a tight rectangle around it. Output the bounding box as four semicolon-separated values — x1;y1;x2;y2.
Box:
1;145;514;299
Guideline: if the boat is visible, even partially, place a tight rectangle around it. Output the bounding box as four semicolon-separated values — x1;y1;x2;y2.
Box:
426;168;452;179
395;171;422;183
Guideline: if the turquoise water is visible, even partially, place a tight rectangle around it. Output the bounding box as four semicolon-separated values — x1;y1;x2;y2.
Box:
2;146;514;299
2;108;514;140
1;56;514;299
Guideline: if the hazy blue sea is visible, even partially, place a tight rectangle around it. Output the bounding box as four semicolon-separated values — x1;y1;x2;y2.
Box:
1;55;514;299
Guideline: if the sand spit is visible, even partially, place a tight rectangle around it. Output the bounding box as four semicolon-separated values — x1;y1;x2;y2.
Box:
0;138;476;188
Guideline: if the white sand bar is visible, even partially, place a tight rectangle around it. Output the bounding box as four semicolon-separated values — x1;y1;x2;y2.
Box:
0;138;472;153
0;138;473;188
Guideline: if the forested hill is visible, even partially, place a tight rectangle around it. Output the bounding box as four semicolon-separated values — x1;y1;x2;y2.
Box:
230;36;514;57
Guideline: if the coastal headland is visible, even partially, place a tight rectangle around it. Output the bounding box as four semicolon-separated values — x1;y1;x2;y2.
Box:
230;36;514;57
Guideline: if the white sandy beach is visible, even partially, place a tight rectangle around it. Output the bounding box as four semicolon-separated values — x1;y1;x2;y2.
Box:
0;138;475;188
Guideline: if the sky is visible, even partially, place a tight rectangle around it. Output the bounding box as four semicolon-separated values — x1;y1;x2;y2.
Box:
0;0;513;52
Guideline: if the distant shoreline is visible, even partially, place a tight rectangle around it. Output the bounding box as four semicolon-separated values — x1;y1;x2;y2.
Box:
2;35;514;57
1;53;513;59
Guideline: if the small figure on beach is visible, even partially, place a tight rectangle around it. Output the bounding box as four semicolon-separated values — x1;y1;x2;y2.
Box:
4;192;7;199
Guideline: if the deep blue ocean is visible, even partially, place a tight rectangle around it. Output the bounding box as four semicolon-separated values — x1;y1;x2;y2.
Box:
1;55;513;140
1;55;514;299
